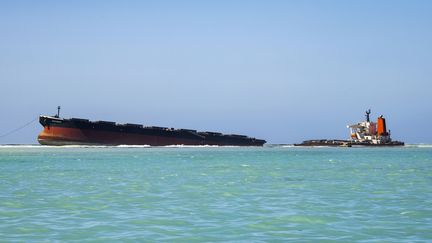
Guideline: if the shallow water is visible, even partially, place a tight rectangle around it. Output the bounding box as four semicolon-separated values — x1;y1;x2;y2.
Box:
1;146;431;242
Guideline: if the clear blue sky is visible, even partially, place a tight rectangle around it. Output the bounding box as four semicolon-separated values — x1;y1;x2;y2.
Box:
1;1;431;144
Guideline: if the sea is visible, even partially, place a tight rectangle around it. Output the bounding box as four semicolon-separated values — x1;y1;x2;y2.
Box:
0;145;431;242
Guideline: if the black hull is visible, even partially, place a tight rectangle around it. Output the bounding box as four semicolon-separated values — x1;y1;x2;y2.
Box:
38;116;266;146
294;139;404;147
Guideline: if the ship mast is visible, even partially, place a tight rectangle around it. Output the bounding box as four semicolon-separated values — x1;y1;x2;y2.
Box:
55;106;61;118
365;109;371;122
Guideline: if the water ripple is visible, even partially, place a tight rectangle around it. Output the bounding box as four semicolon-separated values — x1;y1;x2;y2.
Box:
0;146;431;241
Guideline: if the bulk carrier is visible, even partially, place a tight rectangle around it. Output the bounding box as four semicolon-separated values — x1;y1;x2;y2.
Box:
37;107;266;146
295;110;404;147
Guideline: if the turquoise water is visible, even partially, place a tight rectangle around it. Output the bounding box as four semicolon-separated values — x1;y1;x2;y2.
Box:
1;145;431;242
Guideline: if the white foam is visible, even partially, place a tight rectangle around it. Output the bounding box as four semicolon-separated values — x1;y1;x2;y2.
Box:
0;145;43;148
116;145;151;148
4;144;429;149
55;145;111;148
405;144;432;148
0;145;116;148
281;145;295;148
0;145;121;148
162;145;235;148
0;144;238;149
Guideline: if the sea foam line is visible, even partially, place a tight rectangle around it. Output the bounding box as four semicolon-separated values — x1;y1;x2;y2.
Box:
0;144;238;149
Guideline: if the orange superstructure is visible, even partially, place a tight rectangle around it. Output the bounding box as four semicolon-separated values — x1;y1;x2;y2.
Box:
377;116;387;136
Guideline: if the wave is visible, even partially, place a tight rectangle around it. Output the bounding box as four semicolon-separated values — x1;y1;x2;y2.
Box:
0;145;152;148
116;145;151;148
281;145;296;148
2;144;431;149
404;144;432;148
161;145;239;148
0;144;237;149
276;144;329;148
0;145;43;148
276;144;432;148
0;145;113;148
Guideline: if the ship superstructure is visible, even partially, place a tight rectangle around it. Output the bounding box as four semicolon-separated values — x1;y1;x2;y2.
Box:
295;109;404;147
347;109;393;144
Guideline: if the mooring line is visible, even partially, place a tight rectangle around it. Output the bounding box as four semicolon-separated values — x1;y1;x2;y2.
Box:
0;117;38;138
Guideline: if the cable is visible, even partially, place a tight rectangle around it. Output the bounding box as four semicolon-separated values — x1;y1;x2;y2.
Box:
0;117;38;138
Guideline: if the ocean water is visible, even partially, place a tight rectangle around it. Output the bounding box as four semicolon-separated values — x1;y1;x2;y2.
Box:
0;145;431;242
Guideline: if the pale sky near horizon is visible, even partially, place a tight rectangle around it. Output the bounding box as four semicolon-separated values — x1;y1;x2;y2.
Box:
1;1;431;144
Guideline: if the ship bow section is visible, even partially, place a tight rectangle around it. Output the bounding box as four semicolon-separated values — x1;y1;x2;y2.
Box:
38;116;91;145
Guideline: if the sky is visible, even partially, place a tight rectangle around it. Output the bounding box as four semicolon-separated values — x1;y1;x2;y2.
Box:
0;0;431;144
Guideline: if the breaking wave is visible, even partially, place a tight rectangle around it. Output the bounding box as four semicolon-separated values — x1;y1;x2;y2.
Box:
0;144;238;149
404;144;432;148
0;145;113;148
116;145;151;148
162;145;238;148
280;145;295;148
2;144;431;149
0;145;44;148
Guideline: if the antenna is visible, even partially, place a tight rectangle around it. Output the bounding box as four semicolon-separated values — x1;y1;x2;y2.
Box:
56;106;61;118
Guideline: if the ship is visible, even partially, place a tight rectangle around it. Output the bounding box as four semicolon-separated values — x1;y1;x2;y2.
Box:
295;109;404;147
37;107;266;146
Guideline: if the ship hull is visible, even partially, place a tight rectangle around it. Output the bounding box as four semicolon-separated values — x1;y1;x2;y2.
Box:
38;126;213;146
37;116;266;146
294;139;404;147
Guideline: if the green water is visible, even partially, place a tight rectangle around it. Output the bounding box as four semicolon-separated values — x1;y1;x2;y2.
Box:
0;146;431;242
